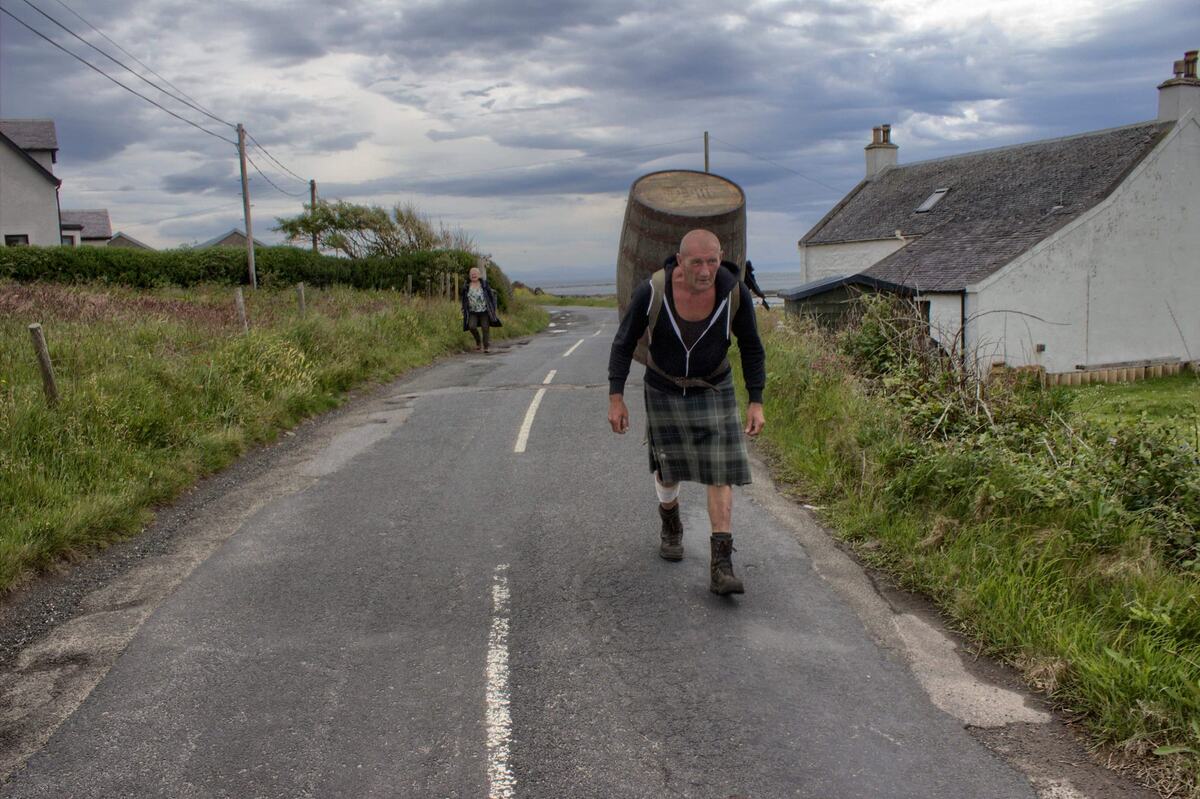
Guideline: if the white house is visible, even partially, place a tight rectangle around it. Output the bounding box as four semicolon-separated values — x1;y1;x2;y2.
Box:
786;51;1200;380
60;209;113;247
0;119;62;247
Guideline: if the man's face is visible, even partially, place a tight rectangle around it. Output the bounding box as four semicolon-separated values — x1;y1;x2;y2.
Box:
677;240;722;292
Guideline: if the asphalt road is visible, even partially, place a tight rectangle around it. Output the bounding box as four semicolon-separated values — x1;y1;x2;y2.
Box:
0;307;1129;798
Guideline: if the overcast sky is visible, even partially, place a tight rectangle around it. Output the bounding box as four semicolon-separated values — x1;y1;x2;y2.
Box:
2;0;1196;281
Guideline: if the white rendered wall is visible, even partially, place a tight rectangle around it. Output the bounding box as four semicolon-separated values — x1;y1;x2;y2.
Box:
924;292;963;355
970;116;1200;374
27;150;54;173
0;147;60;246
800;238;907;283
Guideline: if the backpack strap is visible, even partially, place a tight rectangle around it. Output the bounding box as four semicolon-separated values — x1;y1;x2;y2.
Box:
646;268;667;347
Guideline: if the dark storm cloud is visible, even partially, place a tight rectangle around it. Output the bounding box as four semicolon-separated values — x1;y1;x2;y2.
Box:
2;0;1192;257
162;161;239;194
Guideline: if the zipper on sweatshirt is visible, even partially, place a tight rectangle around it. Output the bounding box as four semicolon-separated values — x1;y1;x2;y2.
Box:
661;294;730;395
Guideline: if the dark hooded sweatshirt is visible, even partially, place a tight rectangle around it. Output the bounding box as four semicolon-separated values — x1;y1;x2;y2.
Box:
608;261;766;403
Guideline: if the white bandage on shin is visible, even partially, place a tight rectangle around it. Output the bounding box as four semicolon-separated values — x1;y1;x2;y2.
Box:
654;475;680;504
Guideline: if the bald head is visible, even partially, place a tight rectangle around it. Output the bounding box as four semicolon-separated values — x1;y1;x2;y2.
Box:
679;229;721;258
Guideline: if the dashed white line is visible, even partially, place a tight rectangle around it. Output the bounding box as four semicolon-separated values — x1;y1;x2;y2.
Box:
543;370;556;384
514;388;547;453
562;339;585;358
485;564;515;799
590;326;605;338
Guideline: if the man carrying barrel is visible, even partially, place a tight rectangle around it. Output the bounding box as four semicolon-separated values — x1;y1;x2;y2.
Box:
607;229;766;595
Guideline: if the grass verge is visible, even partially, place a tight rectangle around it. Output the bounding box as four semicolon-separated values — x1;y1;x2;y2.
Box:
0;280;548;591
737;308;1200;797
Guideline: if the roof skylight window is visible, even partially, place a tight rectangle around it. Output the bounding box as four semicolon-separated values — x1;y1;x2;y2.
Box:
915;188;949;213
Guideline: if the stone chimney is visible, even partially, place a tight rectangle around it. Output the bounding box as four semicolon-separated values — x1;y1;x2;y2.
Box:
1158;50;1200;121
865;124;898;178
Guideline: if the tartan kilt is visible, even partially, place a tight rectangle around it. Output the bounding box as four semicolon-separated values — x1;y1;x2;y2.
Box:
644;375;751;486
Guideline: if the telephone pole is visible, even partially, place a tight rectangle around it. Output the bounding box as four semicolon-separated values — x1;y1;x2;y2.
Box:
236;123;258;289
309;179;318;253
704;131;710;173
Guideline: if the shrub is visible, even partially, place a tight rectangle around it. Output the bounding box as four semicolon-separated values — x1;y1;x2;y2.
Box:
0;245;515;309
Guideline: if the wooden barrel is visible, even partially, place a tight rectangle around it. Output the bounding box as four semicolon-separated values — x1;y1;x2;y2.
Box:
616;170;747;324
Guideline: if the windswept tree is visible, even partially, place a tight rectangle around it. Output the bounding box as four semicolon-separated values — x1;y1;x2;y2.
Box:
276;199;475;258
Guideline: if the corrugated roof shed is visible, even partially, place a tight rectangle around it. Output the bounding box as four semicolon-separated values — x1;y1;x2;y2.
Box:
0;119;58;151
60;210;113;239
802;120;1174;291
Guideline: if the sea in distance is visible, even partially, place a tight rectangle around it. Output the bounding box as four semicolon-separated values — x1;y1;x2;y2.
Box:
533;270;802;296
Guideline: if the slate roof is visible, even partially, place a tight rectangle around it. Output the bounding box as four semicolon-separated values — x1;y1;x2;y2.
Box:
801;120;1174;291
197;228;268;248
60;209;113;239
779;273;914;301
109;231;154;250
0;119;58;151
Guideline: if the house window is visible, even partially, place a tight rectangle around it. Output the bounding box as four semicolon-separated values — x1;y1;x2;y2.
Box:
915;188;949;213
62;235;74;246
4;235;30;247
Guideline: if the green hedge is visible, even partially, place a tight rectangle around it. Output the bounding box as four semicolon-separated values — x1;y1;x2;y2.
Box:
0;246;513;309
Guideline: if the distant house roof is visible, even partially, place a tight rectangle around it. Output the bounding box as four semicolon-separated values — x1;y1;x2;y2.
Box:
197;228;268;248
0;119;59;153
801;120;1174;291
60;209;113;240
108;231;154;250
779;273;915;302
0;129;61;187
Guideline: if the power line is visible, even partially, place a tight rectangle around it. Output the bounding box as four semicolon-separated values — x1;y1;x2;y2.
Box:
0;5;237;146
48;0;227;127
709;135;842;193
244;129;308;184
245;151;307;197
18;0;234;129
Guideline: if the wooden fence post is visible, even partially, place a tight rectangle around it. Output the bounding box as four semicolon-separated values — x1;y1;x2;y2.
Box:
28;323;59;406
235;287;249;333
406;274;413;298
296;282;307;317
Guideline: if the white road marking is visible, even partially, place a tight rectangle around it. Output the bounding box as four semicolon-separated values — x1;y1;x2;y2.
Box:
514;388;547;453
486;564;515;799
543;370;556;384
590;326;605;337
562;339;585;358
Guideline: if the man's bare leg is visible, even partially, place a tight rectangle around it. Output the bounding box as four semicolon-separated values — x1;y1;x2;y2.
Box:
705;485;732;532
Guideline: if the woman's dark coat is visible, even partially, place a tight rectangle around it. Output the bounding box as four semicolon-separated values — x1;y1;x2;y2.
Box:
460;279;502;331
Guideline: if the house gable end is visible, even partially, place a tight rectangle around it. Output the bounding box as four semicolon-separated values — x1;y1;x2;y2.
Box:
0;131;62;187
969;111;1196;294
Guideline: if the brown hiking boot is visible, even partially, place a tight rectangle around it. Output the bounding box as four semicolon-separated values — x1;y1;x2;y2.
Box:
709;533;744;595
658;503;684;561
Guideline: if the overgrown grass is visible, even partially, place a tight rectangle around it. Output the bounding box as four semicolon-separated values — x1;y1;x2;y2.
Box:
513;287;617;307
738;305;1200;797
0;281;548;591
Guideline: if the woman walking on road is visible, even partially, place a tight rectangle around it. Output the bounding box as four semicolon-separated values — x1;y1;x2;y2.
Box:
460;266;501;353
